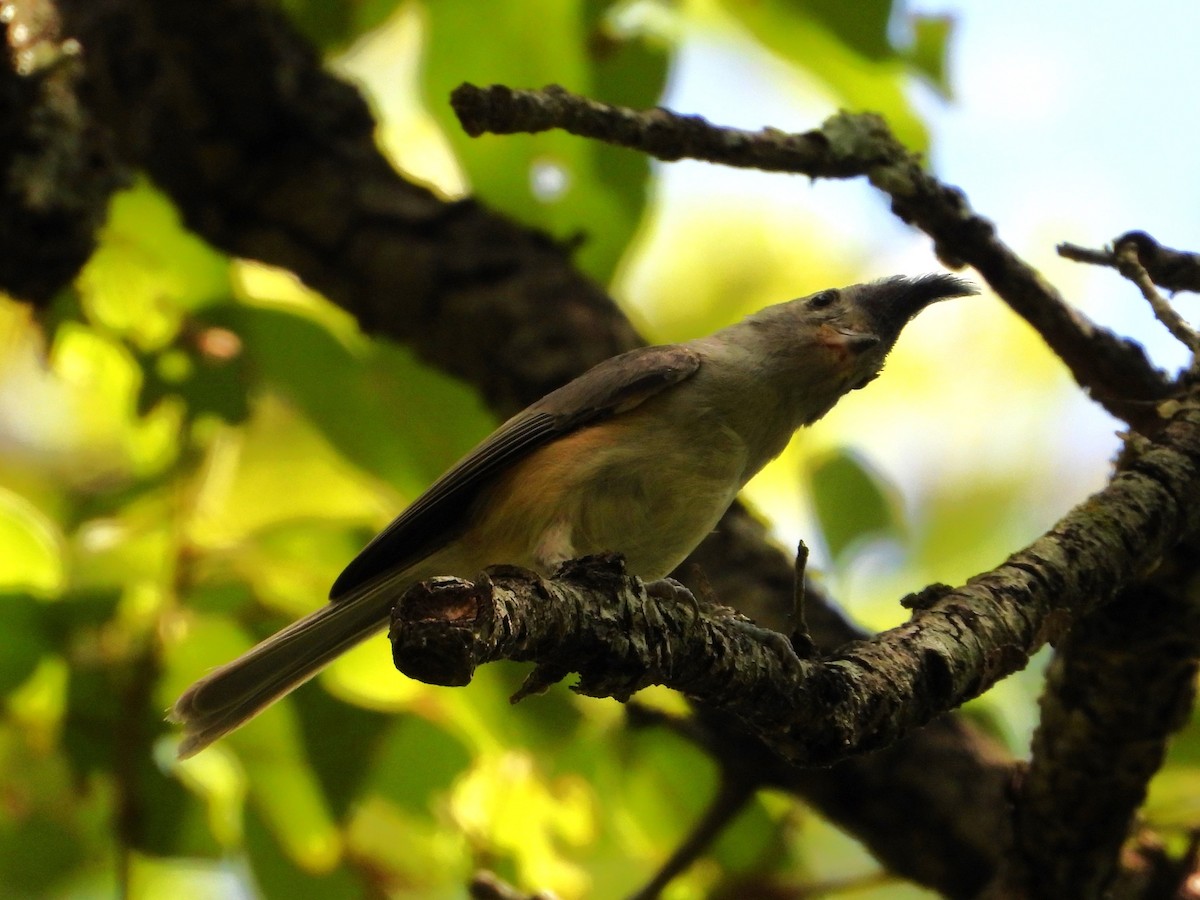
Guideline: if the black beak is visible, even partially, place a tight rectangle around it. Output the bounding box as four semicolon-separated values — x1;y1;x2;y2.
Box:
864;274;978;336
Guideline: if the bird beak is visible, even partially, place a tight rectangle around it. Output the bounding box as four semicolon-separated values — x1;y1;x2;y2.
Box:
863;274;978;337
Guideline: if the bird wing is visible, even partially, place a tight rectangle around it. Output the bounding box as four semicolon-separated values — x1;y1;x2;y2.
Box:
328;344;702;598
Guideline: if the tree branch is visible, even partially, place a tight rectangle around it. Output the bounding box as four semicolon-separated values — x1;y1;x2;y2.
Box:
1060;231;1200;296
391;392;1200;765
0;0;121;305
450;83;1174;430
1005;575;1200;899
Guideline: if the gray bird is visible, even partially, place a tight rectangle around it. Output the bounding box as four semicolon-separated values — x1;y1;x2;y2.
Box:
172;273;974;756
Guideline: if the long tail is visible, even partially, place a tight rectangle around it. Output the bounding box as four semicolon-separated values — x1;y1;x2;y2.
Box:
170;581;399;758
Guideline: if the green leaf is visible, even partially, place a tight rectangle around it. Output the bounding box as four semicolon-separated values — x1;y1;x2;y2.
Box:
808;449;903;565
794;0;895;60
366;716;472;813
422;1;668;283
0;594;49;696
131;753;223;858
0;491;64;597
135;337;251;425
208;302;493;495
906;14;955;99
718;0;929;150
77;181;230;351
0;815;82;895
292;685;392;818
280;0;403;52
244;807;359;899
162;614;342;870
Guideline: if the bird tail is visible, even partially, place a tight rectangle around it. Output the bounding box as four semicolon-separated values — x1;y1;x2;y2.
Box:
170;582;397;758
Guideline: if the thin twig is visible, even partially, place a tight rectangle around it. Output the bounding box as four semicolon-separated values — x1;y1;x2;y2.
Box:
1060;231;1200;295
1114;239;1200;356
790;541;816;658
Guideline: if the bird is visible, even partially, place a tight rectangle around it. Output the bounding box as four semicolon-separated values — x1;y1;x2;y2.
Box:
171;273;975;756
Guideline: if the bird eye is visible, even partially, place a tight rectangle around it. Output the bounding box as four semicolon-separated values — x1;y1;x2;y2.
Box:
807;290;838;310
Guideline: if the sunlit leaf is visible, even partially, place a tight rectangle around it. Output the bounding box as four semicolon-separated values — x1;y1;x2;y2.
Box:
170;741;249;849
77;181;230;351
1143;767;1200;829
51;323;180;482
450;750;595;898
185;395;385;550
0;490;64;596
126;852;247;900
346;796;469;891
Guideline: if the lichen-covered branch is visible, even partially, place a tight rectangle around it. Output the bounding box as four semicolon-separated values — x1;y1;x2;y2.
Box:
1112;242;1200;354
1002;570;1200;899
392;394;1200;766
1060;231;1200;296
0;1;121;305
450;82;900;176
451;82;1172;430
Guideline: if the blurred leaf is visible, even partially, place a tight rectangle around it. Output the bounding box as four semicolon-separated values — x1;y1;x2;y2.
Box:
906;14;955;98
244;806;358;899
292;684;392;818
711;795;789;876
61;659;125;778
184;394;384;550
0;814;82;895
0;489;64;596
51;323;181;482
235;520;363;618
1144;767;1200;829
208;302;492;495
246;747;343;874
718;0;928;150
135;337;250;425
77;181;230;351
281;0;403;52
916;480;1032;586
808;449;903;566
449;750;595;896
367;716;472;813
41;587;123;640
346;796;470;894
794;0;894;60
422;0;668;282
132;752;223;858
0;594;50;696
126;853;244;900
162;613;342;871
